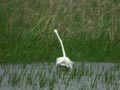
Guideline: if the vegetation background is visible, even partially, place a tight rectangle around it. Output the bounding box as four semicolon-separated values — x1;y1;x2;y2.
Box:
0;0;120;63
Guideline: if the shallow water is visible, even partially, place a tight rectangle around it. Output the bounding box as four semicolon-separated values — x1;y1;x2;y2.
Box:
0;62;120;90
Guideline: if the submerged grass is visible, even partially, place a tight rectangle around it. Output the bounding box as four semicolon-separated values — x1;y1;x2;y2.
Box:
0;0;120;63
0;63;120;90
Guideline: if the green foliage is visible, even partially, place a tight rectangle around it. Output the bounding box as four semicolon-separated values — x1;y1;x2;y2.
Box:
0;0;120;63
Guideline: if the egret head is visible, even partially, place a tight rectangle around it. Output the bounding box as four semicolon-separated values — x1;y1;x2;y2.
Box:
54;29;57;33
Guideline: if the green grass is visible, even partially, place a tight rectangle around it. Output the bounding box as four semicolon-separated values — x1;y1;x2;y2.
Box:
0;0;120;63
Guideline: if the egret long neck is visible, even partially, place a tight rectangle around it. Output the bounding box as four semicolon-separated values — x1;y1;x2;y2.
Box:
54;31;66;57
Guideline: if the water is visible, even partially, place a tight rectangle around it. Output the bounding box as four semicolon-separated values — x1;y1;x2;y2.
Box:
0;62;120;90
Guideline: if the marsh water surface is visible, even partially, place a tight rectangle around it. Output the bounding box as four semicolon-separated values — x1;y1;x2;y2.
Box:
0;62;120;90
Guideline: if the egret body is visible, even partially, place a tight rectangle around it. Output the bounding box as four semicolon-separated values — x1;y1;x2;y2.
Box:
54;29;73;69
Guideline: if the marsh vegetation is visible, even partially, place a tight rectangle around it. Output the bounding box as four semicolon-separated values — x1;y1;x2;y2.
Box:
0;0;120;89
0;62;120;90
0;0;120;63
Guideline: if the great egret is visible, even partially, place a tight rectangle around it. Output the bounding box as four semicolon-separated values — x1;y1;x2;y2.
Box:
54;29;73;69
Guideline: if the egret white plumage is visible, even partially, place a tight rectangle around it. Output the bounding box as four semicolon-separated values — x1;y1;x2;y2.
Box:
54;29;73;69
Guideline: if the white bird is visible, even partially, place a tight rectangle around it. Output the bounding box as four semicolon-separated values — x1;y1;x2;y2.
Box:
54;29;73;69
